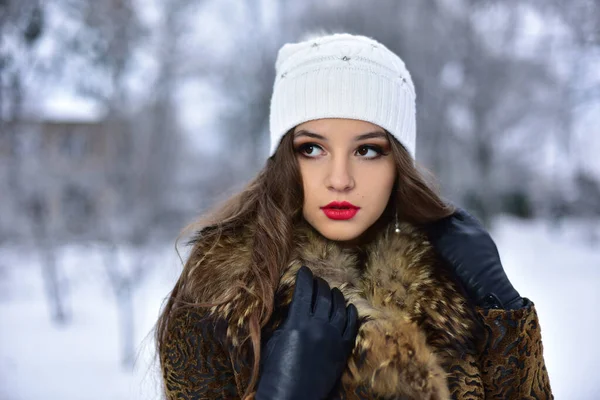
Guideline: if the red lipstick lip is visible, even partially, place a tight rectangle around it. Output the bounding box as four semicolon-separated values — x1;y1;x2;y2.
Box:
321;201;360;210
320;201;360;221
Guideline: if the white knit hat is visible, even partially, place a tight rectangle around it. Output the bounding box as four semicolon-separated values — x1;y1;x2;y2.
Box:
269;33;417;158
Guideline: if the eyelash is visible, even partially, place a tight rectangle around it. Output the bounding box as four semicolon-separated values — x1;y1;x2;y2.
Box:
294;143;387;159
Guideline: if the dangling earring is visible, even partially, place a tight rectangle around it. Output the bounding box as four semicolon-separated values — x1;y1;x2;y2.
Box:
395;212;401;234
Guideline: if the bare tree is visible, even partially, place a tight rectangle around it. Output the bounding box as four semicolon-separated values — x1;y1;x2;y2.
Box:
0;0;74;324
100;234;153;368
0;0;44;223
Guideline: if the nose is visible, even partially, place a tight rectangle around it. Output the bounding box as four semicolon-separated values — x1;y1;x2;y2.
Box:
325;156;355;192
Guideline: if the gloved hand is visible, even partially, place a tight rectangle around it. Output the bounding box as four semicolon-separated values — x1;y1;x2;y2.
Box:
424;207;524;310
255;266;358;400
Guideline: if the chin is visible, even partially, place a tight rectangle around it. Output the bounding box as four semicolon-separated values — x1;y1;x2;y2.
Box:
313;222;365;242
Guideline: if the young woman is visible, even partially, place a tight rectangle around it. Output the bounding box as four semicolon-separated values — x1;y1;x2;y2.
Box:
156;33;553;399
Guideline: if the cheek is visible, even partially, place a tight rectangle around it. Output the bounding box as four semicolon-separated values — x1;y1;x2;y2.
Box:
299;163;318;205
302;180;312;206
361;164;395;208
361;164;395;190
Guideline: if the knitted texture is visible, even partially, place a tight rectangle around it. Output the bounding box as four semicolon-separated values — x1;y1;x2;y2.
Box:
269;33;417;158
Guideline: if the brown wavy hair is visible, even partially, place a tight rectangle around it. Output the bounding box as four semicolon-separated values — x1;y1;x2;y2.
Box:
155;128;453;399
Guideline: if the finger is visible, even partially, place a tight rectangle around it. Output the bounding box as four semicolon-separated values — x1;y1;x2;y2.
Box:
260;330;282;363
343;303;359;344
329;287;347;332
287;266;314;321
312;277;333;321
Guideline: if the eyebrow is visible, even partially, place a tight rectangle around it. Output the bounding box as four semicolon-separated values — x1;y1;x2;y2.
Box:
294;130;387;141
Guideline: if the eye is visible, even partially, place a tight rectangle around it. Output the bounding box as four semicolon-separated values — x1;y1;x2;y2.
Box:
356;145;383;159
296;143;325;158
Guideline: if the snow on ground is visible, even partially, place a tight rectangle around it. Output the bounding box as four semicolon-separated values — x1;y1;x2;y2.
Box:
493;216;600;399
0;217;598;399
0;242;182;400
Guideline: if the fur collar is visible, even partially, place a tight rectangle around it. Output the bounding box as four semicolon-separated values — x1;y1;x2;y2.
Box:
187;220;481;399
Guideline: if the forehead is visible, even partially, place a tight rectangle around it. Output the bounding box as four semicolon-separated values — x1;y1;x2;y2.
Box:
294;118;385;137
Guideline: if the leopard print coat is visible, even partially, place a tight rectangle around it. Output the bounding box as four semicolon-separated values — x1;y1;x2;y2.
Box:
160;221;553;399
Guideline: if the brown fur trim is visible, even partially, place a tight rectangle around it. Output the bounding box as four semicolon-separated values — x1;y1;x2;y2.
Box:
186;221;480;398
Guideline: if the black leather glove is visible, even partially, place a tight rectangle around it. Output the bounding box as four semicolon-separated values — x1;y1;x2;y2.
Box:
424;207;524;310
255;266;358;400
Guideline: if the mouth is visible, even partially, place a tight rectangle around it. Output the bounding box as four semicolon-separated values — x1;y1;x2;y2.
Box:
320;201;360;220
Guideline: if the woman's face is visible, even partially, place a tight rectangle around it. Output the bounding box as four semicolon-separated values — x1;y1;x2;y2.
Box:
293;118;396;242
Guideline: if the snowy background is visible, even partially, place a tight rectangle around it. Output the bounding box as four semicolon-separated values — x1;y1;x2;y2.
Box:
1;0;599;399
